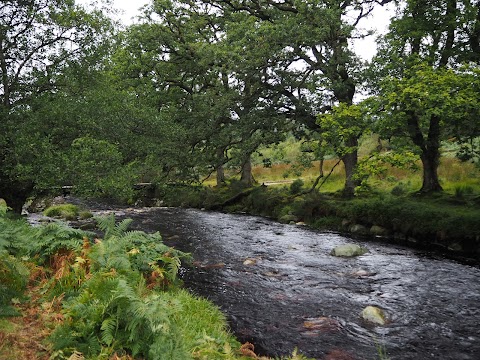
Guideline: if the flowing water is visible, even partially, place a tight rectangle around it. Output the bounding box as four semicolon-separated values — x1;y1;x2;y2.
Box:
35;204;480;359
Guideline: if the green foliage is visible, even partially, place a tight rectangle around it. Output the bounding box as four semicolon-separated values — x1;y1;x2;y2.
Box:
354;151;420;191
28;222;87;265
317;103;369;158
66;137;138;201
391;183;409;197
48;215;236;359
94;214;189;283
0;206;30;316
454;183;476;199
0;216;31;258
0;253;29;317
0;0;115;207
44;204;80;220
240;186;288;218
289;179;305;195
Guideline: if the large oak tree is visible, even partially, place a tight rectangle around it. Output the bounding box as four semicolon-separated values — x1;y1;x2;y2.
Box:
0;0;113;211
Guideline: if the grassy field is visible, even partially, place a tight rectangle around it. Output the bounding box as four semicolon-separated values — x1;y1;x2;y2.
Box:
207;156;480;197
255;157;479;195
204;135;480;197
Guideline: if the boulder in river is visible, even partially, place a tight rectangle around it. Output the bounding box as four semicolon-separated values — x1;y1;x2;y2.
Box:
243;258;257;265
330;244;368;257
360;306;387;325
279;214;299;224
349;224;368;235
370;225;390;237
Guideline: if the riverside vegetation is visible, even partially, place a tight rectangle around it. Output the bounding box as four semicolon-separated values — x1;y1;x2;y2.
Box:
0;201;311;360
150;143;480;259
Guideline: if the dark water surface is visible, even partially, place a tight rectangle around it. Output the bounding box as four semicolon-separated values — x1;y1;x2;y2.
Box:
56;205;480;359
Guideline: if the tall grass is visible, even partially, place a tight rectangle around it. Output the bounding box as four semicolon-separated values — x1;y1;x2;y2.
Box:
250;156;479;196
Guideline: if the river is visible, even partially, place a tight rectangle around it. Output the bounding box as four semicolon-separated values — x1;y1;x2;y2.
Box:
37;204;480;359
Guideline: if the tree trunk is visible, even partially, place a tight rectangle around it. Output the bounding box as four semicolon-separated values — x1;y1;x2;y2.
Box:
420;152;443;193
216;166;225;187
240;155;255;187
319;158;324;178
420;115;443;192
341;136;359;198
407;112;443;193
215;147;226;187
0;177;32;213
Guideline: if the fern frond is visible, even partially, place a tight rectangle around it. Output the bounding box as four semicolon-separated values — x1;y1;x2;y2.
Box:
100;317;117;346
114;218;133;237
94;214;116;234
95;214;133;239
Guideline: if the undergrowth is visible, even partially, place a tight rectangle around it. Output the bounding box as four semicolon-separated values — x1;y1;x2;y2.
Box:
1;200;312;359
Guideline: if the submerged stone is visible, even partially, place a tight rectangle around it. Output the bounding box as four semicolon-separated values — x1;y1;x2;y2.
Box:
330;244;368;257
303;317;341;333
448;243;463;252
243;258;257;265
360;306;387;325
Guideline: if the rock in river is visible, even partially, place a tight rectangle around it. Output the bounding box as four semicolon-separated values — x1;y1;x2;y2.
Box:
330;243;368;257
360;306;387;325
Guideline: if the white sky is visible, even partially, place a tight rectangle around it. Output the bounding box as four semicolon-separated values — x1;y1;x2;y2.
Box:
79;0;393;60
353;3;394;60
110;0;149;24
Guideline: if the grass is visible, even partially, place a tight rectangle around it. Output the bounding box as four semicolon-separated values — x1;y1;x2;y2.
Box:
249;156;480;197
43;204;80;220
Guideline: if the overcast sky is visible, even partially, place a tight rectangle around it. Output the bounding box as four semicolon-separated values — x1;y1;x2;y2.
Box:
80;0;393;60
110;0;149;24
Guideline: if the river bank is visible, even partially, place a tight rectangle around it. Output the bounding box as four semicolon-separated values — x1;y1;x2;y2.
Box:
146;184;480;261
39;203;480;360
18;196;480;359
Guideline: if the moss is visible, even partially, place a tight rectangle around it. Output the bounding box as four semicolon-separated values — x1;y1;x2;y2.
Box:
43;204;79;220
78;210;93;220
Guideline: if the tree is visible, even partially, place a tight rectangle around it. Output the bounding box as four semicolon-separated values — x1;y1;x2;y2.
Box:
116;0;289;187
0;0;113;211
374;63;480;192
371;0;480;192
317;102;371;191
196;0;394;196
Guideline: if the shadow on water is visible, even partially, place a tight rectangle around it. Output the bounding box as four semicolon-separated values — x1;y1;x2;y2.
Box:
45;204;480;360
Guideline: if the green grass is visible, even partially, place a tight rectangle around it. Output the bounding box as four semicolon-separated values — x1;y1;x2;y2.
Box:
43;204;80;220
160;289;242;359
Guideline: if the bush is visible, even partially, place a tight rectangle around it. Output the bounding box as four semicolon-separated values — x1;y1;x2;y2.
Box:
289;179;304;195
0;253;29;317
47;215;243;359
454;183;475;198
0;205;30;317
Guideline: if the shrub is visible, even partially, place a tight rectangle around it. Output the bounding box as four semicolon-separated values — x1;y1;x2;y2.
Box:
48;216;233;359
0;253;29;317
0;205;30;317
289;179;304;195
28;222;87;265
454;183;475;198
391;183;407;196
